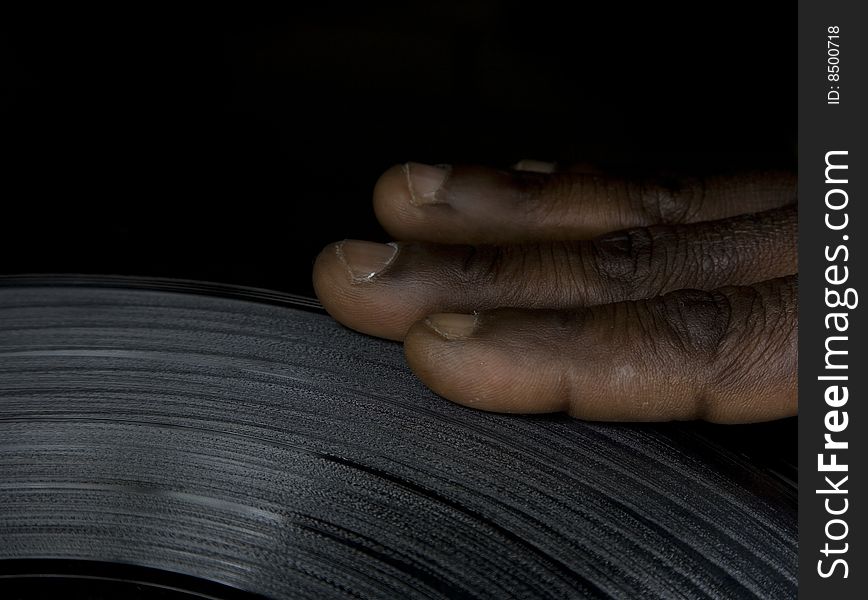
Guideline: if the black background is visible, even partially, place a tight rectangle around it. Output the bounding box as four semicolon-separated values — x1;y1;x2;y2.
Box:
1;2;795;297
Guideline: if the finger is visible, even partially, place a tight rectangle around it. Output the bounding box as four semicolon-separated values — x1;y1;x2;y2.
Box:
312;206;796;340
403;276;798;423
373;163;796;243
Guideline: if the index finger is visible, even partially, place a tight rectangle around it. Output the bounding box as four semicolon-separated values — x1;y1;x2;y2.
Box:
374;163;796;244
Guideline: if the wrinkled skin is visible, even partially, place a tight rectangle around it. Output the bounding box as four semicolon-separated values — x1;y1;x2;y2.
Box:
313;162;797;423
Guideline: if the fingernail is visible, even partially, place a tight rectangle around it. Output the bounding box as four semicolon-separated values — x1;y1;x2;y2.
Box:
425;313;478;340
405;162;450;205
512;159;556;173
337;240;398;281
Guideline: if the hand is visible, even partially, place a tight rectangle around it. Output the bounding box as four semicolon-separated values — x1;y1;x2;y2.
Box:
313;162;797;423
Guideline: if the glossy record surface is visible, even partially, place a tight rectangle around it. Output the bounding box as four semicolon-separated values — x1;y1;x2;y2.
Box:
0;283;796;599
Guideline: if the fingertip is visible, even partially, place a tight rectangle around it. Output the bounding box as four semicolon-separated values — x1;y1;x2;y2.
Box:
403;316;490;410
312;240;411;341
311;241;344;303
373;164;421;240
312;241;360;330
373;162;555;244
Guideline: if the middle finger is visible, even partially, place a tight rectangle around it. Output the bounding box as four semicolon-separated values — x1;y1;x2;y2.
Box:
313;205;797;340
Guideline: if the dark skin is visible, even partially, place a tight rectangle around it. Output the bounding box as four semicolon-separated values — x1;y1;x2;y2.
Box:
313;161;797;423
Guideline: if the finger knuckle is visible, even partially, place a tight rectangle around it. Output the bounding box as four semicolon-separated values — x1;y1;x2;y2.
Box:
591;227;678;300
641;288;734;420
453;244;540;307
456;242;587;307
629;176;705;225
454;245;505;287
702;278;797;419
715;278;798;373
652;288;733;361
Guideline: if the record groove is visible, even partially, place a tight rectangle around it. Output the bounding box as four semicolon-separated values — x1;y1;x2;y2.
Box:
0;283;796;599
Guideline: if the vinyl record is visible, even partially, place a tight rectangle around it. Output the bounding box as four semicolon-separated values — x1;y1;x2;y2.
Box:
0;278;796;599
